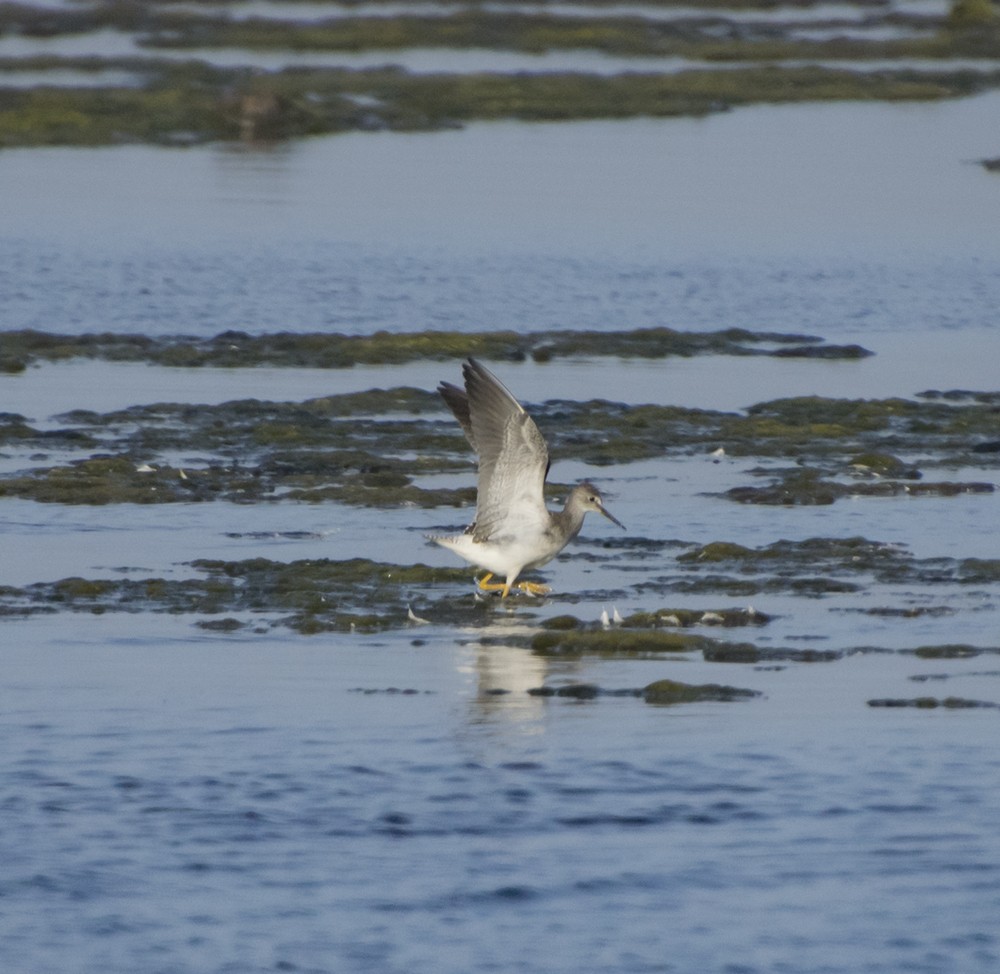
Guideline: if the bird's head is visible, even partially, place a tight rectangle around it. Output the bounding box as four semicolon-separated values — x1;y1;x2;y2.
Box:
571;481;625;529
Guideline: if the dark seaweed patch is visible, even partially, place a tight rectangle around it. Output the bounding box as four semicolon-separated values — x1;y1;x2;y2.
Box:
642;679;762;705
868;697;999;709
908;644;984;659
525;679;762;704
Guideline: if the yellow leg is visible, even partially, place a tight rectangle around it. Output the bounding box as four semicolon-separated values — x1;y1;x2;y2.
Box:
477;573;549;598
476;573;516;598
476;572;507;594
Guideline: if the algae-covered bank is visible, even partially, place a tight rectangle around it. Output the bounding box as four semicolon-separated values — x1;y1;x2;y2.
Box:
0;325;871;372
1;0;999;147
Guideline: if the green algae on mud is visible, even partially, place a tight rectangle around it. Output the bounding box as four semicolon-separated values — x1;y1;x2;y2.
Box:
524;611;848;664
0;454;472;508
0;386;473;506
848;452;922;479
551;391;1000;469
531;627;724;657
0;0;992;56
662;537;1000;603
676;537;1000;593
707;393;1000;487
0;559;782;641
4;377;1000;508
0;557;477;634
528;607;770;658
724;469;995;506
131;7;1000;66
0;63;994;149
0;557;786;654
0;326;867;371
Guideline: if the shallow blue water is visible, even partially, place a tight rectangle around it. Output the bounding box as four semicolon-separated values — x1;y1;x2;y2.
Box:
4;238;999;340
3;93;1000;973
3;622;1000;974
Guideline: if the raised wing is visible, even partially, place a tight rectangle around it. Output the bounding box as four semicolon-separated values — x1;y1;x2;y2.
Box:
460;359;550;542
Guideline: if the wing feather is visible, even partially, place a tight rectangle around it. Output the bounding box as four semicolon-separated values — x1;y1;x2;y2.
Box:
461;359;550;542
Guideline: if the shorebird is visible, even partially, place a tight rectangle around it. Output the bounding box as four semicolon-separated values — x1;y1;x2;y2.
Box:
431;358;624;598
